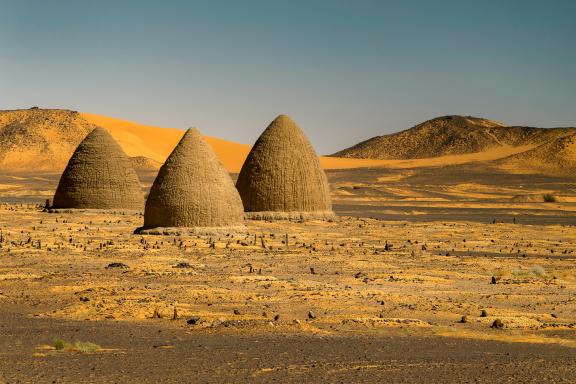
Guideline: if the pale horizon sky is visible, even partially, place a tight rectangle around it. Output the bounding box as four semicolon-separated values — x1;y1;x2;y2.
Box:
1;0;575;154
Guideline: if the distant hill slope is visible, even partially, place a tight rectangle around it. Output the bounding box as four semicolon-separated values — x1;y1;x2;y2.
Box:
0;108;411;174
3;109;574;176
0;108;252;173
498;134;576;175
0;108;97;171
332;115;576;160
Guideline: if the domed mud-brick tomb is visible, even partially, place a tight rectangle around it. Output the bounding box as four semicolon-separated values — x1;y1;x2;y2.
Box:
236;114;333;220
136;128;245;234
52;127;144;210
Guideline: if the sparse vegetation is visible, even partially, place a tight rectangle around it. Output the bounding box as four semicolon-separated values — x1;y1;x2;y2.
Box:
529;264;547;277
542;194;557;203
53;337;66;350
53;338;101;353
511;264;547;278
73;341;101;353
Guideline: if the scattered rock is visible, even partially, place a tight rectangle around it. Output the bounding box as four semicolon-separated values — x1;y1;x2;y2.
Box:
308;311;316;320
173;262;192;269
106;262;129;269
274;314;280;321
491;319;504;329
459;315;468;323
233;309;242;315
186;317;201;325
490;276;498;284
79;296;90;302
480;309;488;317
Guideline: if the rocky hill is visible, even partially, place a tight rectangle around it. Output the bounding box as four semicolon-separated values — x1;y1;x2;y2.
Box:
0;108;97;171
3;109;575;177
498;134;576;175
332;115;576;160
0;108;250;173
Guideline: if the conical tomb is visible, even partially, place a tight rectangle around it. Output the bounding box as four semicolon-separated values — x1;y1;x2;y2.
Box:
236;114;333;220
137;128;245;234
52;127;144;210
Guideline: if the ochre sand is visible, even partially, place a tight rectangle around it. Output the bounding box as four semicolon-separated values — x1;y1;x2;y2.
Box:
0;205;574;347
81;113;251;173
81;113;536;173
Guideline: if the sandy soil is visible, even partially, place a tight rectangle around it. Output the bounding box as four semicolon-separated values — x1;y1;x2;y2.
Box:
0;205;574;338
3;160;575;226
1;155;575;382
1;308;575;383
329;164;576;225
0;204;574;382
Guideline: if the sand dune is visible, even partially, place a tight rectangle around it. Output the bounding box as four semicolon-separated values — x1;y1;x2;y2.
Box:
2;109;569;174
84;113;534;172
81;113;251;173
0;109;396;173
91;112;570;173
83;113;398;172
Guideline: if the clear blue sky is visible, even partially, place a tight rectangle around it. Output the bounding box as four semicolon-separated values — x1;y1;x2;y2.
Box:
1;0;574;154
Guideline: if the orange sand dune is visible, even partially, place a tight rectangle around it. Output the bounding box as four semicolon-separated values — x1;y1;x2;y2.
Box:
81;113;251;172
82;113;390;172
82;113;534;173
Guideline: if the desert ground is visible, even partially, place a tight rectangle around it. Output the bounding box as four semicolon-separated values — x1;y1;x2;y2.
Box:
0;161;575;383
